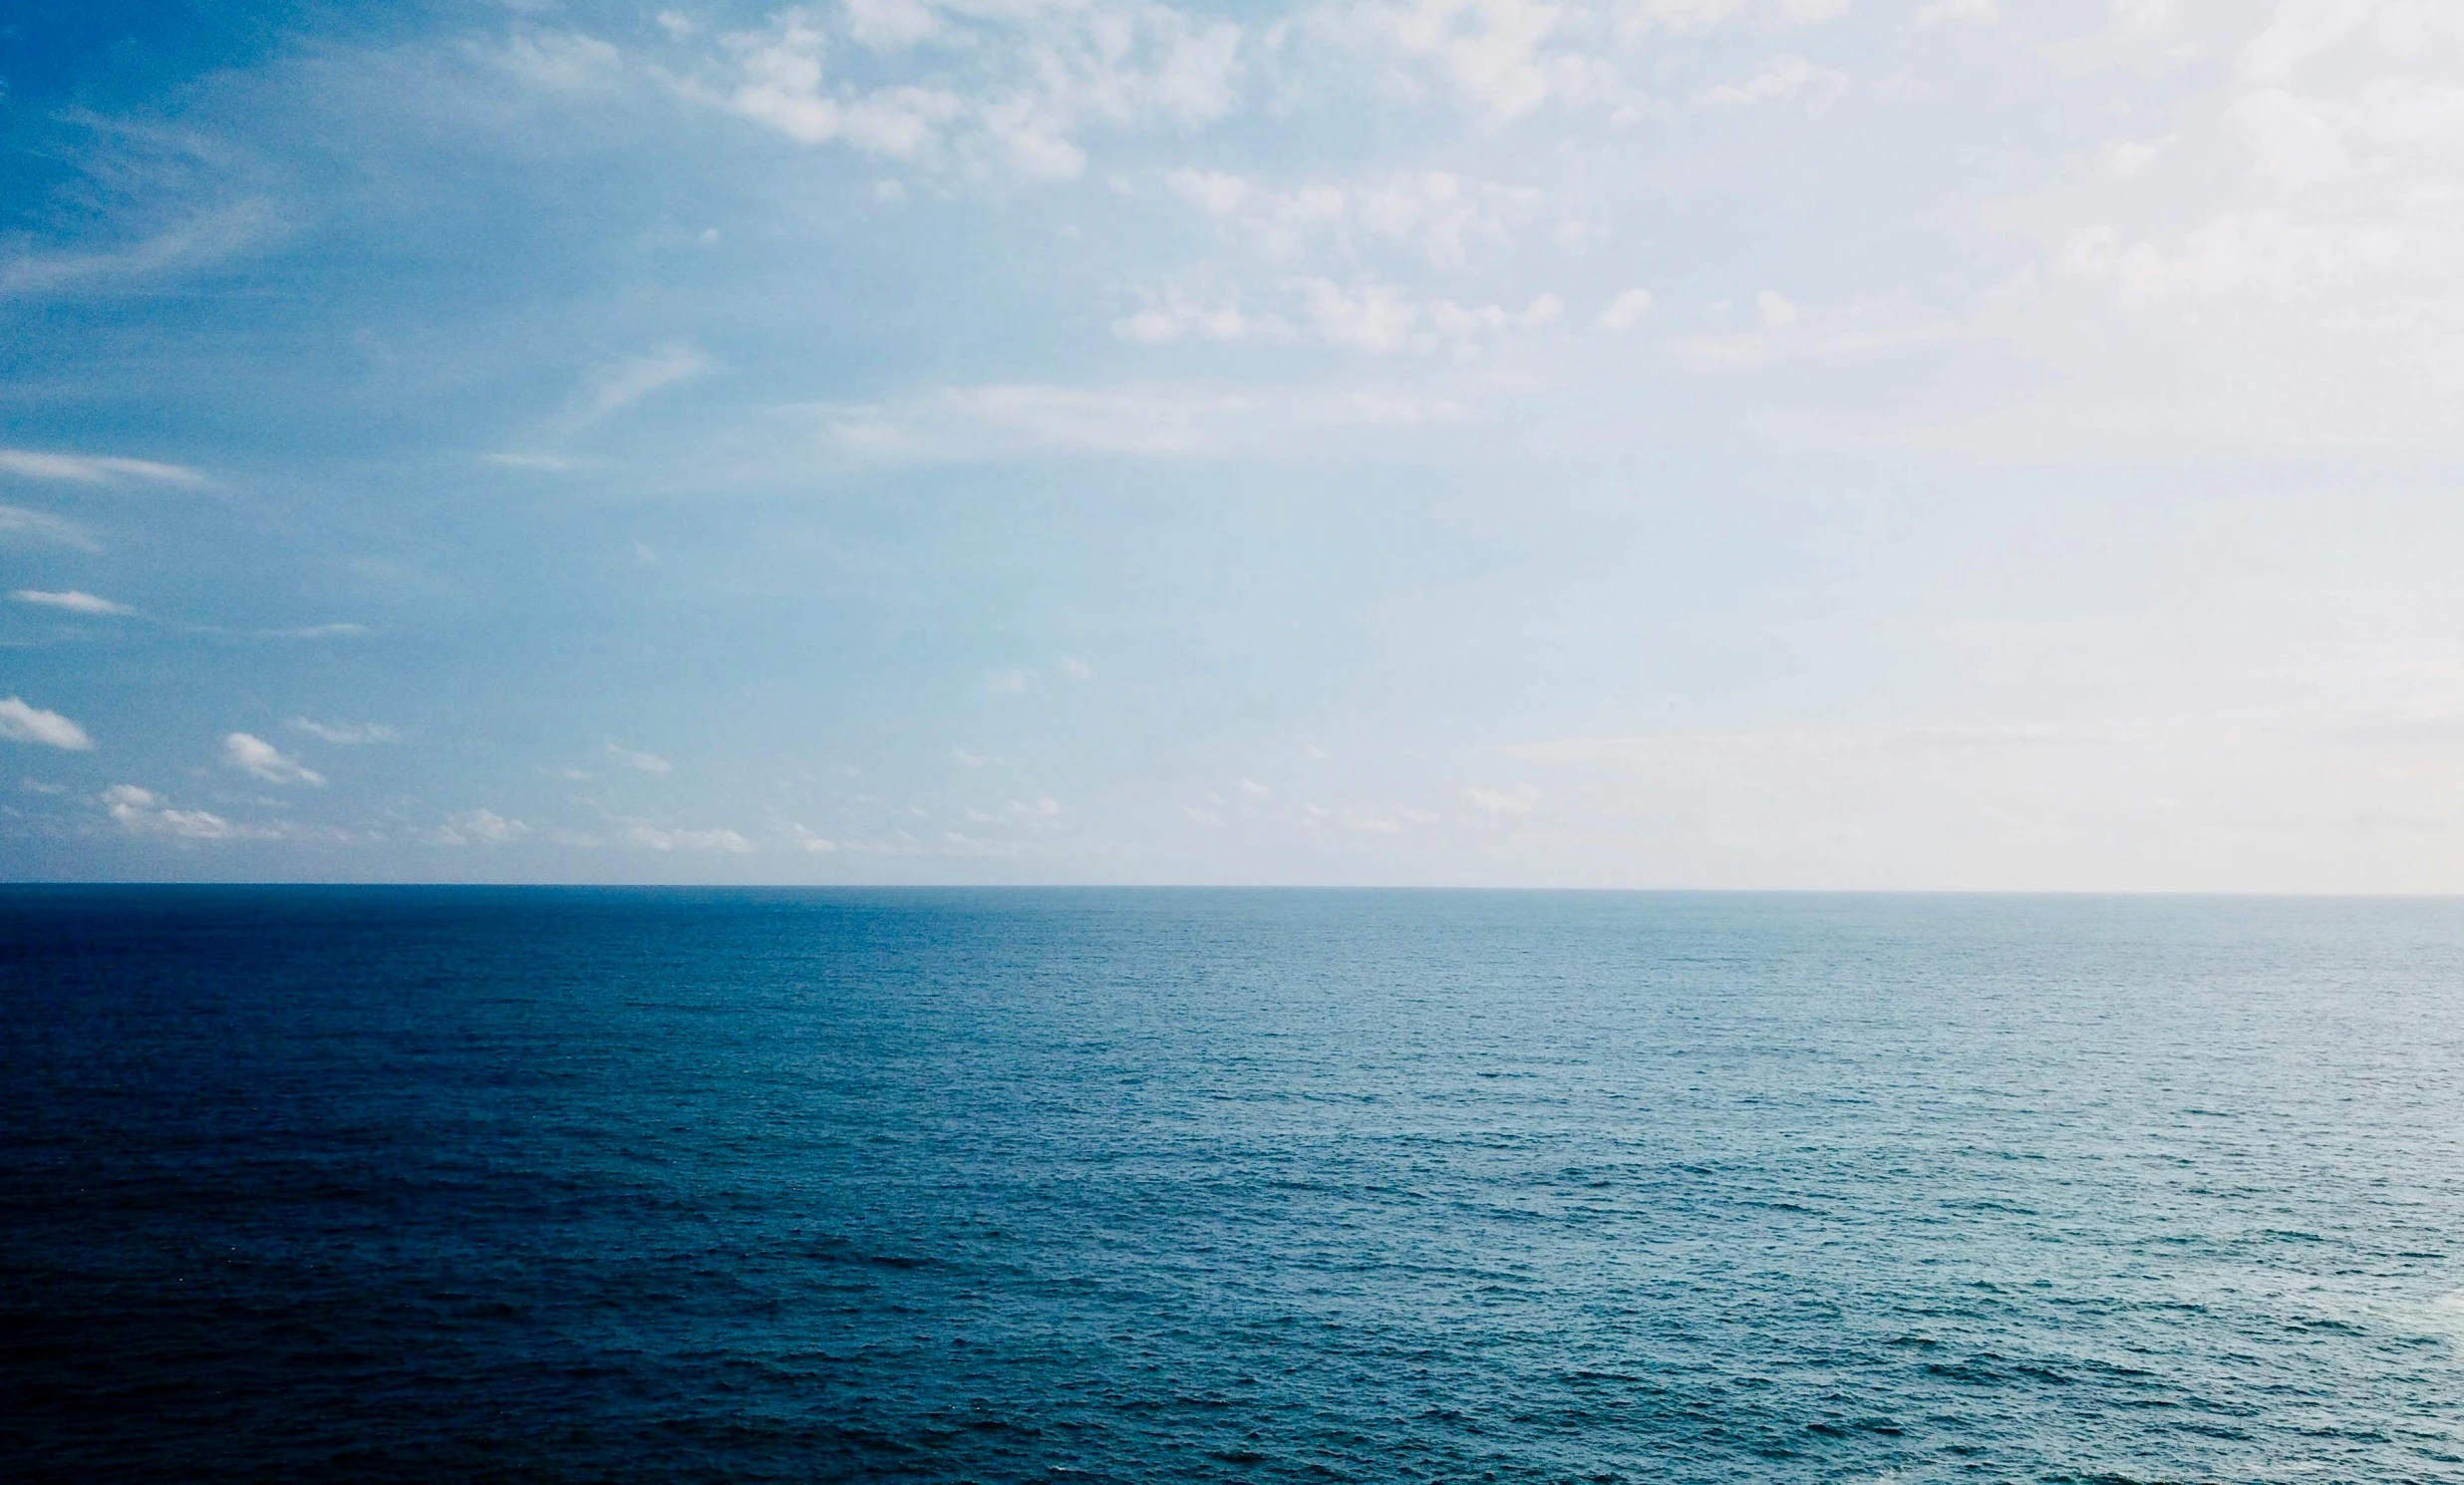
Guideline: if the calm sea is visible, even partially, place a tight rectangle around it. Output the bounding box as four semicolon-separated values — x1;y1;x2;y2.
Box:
4;888;2462;1482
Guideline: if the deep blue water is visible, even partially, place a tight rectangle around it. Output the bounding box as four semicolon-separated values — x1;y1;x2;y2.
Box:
5;888;2463;1483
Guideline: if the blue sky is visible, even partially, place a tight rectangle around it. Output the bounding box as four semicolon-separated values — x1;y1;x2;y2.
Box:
5;0;2464;888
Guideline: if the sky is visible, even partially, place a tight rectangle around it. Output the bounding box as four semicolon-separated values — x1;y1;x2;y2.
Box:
4;0;2464;889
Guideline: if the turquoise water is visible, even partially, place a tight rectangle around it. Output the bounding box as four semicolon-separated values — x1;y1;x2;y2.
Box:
5;888;2463;1481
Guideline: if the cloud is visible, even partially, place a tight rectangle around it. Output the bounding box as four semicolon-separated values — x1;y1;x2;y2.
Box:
1325;0;1592;121
253;623;371;639
0;447;208;484
1696;55;1847;108
578;345;710;421
0;698;96;750
1466;782;1543;813
985;667;1037;692
1341;802;1440;833
1236;776;1272;798
2240;0;2375;84
1600;288;1655;330
792;823;839;852
1058;655;1096;682
223;732;326;785
693;11;964;156
12;589;135;615
608;742;673;772
953;747;1003;766
0;200;279;300
816;380;1475;459
1112;284;1294;346
675;1;1240;180
104;783;250;840
482;451;577;470
1165;167;1545;273
0;505;99;550
624;822;756;851
1181;802;1224;825
1913;0;1998;27
440;808;530;844
490;29;623;91
292;718;399;743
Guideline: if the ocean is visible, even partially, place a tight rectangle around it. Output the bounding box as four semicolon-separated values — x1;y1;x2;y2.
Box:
4;887;2461;1482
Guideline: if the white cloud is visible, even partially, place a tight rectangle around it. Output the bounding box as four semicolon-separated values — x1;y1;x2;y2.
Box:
1182;802;1225;825
1466;782;1543;813
679;1;1240;180
953;747;1003;766
580;344;710;420
1163;167;1543;272
482;451;577;470
1112;285;1294;346
0;697;95;750
1296;277;1423;352
0;447;208;485
224;732;326;785
985;666;1037;692
698;11;964;155
492;29;623;91
792;823;839;851
292;718;399;743
0;200;279;300
0;505;98;550
844;0;940;50
608;742;673;772
104;783;249;840
625;821;756;851
1341;802;1439;832
1236;776;1273;798
1599;288;1655;329
440;808;530;844
1914;0;1997;26
12;589;134;615
2240;0;2378;84
818;380;1474;459
1058;654;1096;682
1328;0;1591;121
1757;288;1800;327
1697;55;1847;107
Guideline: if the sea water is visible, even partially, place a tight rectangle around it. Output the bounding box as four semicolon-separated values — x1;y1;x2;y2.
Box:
4;887;2461;1482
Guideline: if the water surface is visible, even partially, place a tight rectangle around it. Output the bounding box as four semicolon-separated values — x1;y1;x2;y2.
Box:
5;888;2461;1481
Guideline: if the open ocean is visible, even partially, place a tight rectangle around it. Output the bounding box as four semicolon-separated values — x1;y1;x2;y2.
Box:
4;887;2462;1483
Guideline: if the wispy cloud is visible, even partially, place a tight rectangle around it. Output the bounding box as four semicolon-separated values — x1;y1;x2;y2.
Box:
0;199;279;300
607;742;673;773
0;698;95;751
575;345;710;423
104;783;253;840
623;821;754;852
293;718;398;743
439;807;529;844
0;447;208;485
223;732;326;785
0;505;99;551
1466;783;1543;814
12;589;135;615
